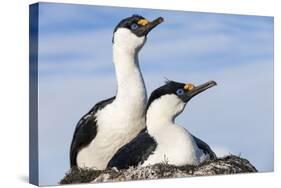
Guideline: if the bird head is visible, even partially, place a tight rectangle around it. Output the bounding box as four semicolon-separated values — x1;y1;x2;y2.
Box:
146;80;217;120
112;15;164;52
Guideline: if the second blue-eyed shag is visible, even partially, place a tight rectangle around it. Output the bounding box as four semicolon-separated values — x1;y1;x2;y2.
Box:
107;80;217;169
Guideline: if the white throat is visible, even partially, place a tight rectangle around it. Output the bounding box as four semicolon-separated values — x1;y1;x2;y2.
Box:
112;31;147;107
146;95;185;134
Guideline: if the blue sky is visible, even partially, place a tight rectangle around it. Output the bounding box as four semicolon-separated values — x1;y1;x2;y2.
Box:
36;2;273;186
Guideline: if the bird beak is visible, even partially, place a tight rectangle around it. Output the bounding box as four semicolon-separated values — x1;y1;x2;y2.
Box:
140;17;164;36
183;81;217;102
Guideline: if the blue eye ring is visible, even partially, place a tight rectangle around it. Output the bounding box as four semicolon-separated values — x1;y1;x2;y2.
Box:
176;88;185;96
131;23;139;30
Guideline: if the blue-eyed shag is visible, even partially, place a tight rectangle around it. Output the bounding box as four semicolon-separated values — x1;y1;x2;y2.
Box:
70;15;164;169
107;80;217;169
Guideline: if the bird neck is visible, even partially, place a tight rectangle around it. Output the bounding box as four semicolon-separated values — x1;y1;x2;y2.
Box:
146;96;186;135
146;110;175;135
112;45;147;108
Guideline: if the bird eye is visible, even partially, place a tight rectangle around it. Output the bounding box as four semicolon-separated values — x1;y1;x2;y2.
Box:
176;88;185;96
131;23;139;30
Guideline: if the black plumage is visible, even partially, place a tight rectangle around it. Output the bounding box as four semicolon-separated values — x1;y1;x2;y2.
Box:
113;15;145;33
107;129;157;169
70;97;115;167
146;81;185;111
192;136;217;160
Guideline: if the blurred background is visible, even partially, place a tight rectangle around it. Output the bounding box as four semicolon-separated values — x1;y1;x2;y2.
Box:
36;2;273;185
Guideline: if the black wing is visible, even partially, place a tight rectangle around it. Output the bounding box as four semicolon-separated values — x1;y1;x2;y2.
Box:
192;135;217;160
107;129;157;169
70;96;115;167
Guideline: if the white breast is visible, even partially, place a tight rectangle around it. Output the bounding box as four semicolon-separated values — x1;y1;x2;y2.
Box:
77;97;146;169
142;125;200;167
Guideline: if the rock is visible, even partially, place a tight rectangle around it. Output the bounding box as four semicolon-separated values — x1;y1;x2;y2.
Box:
60;155;257;184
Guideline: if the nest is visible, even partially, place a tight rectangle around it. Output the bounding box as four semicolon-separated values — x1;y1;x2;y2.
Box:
60;155;257;185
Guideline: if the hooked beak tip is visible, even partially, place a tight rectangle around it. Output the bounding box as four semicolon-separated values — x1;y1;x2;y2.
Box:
209;80;217;86
157;17;164;23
